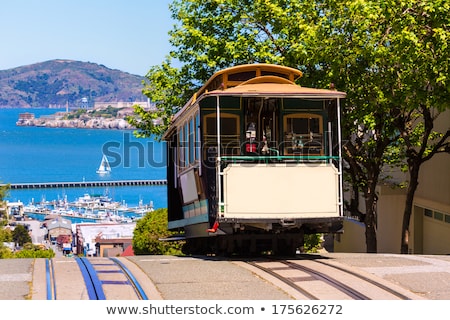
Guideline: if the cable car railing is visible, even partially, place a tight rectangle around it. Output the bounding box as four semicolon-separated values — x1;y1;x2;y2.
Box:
220;154;339;163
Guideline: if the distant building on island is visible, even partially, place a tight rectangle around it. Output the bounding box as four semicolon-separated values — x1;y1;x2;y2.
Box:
16;99;157;130
93;99;155;111
80;97;91;109
48;99;154;111
16;112;35;125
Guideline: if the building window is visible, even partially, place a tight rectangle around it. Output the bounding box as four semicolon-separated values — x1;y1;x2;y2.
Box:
423;207;450;224
434;211;444;221
445;215;450;224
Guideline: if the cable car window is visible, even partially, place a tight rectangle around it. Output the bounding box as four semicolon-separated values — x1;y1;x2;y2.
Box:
206;117;215;135
310;117;319;133
284;114;323;155
261;71;288;79
290;118;308;134
285;115;321;135
195;112;200;161
179;128;185;168
205;116;238;136
189;117;195;164
204;113;240;155
184;123;189;166
228;71;256;81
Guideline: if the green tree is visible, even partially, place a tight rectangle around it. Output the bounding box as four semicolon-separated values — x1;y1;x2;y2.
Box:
0;228;12;243
127;0;318;137
398;108;450;253
0;246;13;259
303;234;323;253
129;0;450;253
127;60;189;139
0;183;10;222
12;224;32;247
13;245;55;259
132;208;184;255
322;1;450;252
0;228;14;259
383;2;450;253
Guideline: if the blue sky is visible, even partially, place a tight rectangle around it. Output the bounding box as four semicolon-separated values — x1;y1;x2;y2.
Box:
0;0;174;76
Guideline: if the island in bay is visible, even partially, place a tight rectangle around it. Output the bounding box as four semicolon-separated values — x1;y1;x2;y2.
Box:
0;59;156;130
16;102;152;130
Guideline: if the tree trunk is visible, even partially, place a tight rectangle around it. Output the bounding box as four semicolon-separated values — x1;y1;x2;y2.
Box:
364;183;378;253
401;161;420;254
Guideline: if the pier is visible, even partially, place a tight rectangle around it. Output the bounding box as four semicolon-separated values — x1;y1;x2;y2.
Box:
3;179;167;189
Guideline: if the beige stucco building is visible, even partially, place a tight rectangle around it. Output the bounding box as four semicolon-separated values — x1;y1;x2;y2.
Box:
334;110;450;254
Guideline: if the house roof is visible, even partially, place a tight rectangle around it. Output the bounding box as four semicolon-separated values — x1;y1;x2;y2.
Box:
47;218;72;230
77;223;136;247
121;245;135;256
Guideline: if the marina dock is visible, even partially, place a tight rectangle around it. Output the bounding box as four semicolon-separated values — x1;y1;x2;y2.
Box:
3;179;167;189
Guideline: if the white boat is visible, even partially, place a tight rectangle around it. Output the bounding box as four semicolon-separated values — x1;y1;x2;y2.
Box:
96;155;111;174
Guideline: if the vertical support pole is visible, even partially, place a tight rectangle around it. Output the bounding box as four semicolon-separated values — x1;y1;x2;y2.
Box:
328;121;332;163
216;95;222;216
336;98;344;216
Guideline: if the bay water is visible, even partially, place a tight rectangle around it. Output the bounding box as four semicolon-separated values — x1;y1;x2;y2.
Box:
0;108;167;209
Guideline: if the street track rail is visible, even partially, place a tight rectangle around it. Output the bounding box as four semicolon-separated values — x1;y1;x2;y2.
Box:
75;257;106;300
109;257;148;300
311;258;412;300
281;260;372;300
45;257;148;300
246;258;412;300
45;258;57;300
246;260;320;299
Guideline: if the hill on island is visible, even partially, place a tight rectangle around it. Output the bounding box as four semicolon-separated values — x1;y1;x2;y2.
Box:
0;59;147;108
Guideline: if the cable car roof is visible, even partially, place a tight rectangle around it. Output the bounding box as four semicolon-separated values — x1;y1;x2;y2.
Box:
206;76;346;99
164;64;346;138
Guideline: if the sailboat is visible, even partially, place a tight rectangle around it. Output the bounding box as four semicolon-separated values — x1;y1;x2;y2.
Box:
96;154;111;175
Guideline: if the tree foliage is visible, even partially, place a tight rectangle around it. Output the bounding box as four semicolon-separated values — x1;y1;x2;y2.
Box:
132;208;184;255
1;224;55;259
0;183;10;221
129;0;450;253
12;224;32;247
0;228;12;243
303;234;323;253
0;246;14;259
0;183;9;201
0;241;55;259
12;245;55;259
